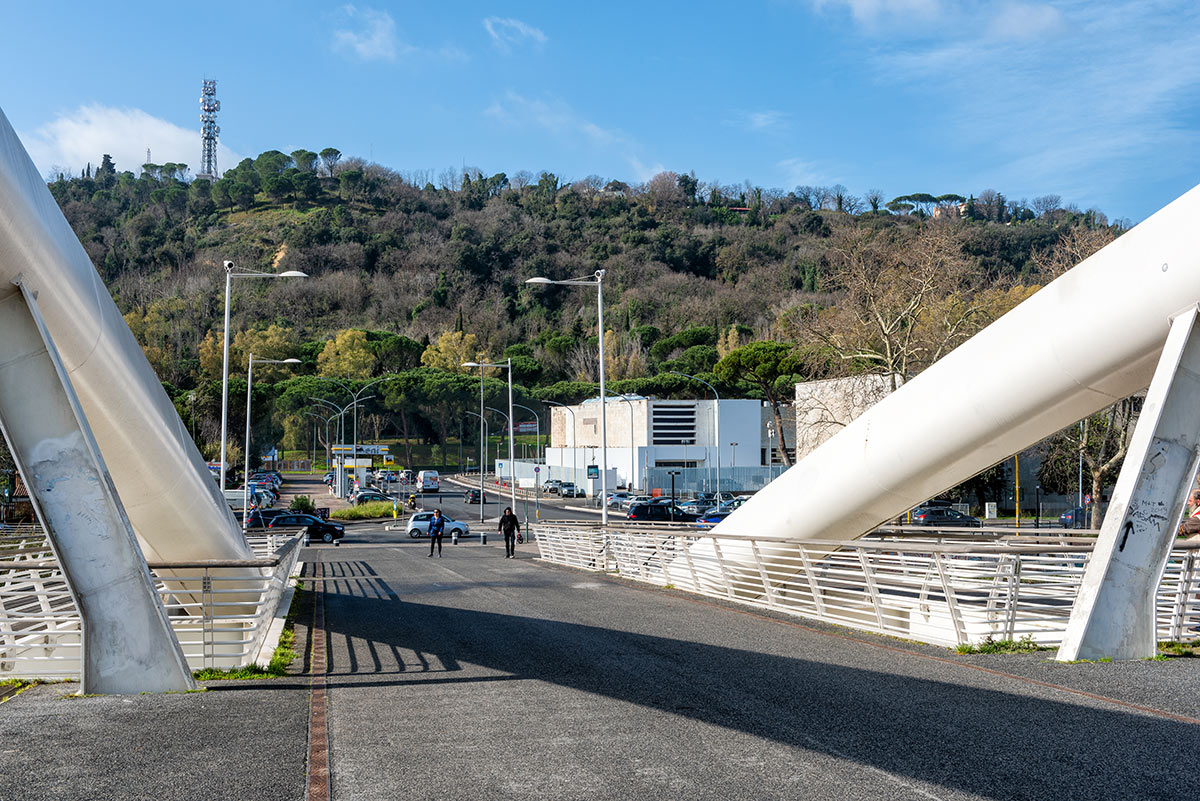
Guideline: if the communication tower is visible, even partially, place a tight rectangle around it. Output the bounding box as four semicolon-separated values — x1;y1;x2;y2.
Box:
197;80;220;181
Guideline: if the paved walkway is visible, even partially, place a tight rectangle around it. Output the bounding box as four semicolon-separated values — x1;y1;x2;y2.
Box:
4;534;1200;800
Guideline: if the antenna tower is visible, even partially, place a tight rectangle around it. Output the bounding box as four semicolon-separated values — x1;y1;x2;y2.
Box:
197;79;221;181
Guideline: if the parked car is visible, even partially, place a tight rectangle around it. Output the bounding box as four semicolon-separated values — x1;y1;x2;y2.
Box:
702;497;750;516
250;472;281;488
323;470;336;485
240;509;289;529
543;479;562;494
1059;506;1088;529
404;511;470;538
678;499;710;515
268;513;345;543
606;491;631;508
559;482;583;498
353;490;394;506
910;507;982;528
695;510;731;528
621;495;654;510
465;488;487;504
627;503;699;523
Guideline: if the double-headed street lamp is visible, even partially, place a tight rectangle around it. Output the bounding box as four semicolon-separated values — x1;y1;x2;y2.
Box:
304;410;335;471
219;260;306;490
486;404;517;513
526;270;610;524
316;376;396;491
466;411;489;523
243;354;300;528
464;359;517;520
668;371;720;494
309;395;374;496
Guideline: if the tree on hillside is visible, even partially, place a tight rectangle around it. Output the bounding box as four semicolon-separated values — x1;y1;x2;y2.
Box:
1030;224;1118;279
714;341;800;466
808;226;989;391
420;330;483;373
318;329;376;379
319;148;342;177
291;149;319;173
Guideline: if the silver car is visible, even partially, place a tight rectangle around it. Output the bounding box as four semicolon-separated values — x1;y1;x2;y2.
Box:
404;511;471;539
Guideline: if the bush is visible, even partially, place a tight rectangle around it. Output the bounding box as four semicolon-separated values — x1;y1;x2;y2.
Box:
331;501;395;520
289;495;317;514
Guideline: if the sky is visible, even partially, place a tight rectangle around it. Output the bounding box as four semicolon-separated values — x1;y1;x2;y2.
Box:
2;0;1198;223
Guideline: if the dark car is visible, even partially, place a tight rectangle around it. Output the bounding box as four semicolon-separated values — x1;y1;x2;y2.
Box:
240;508;289;529
1059;506;1088;529
627;503;699;523
465;488;487;504
269;513;345;543
353;491;393;506
695;510;731;528
910;507;982;528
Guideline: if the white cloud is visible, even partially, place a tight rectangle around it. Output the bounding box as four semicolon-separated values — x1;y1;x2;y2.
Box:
776;157;834;188
21;104;243;180
810;0;943;25
484;91;660;182
332;5;398;61
989;2;1063;39
483;17;547;53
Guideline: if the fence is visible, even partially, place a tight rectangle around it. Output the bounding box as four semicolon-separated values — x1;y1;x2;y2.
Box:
644;466;782;495
531;522;1200;648
0;527;303;679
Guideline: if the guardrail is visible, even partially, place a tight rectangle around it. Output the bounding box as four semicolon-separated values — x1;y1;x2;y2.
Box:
532;522;1200;648
0;529;304;679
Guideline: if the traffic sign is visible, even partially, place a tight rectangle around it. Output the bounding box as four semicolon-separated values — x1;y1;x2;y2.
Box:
534;466;540;473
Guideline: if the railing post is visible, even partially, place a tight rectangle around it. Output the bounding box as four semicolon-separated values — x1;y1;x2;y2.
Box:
202;570;213;670
934;553;968;646
1006;555;1021;641
1169;550;1194;641
857;548;886;633
709;539;737;600
750;541;777;608
797;547;826;616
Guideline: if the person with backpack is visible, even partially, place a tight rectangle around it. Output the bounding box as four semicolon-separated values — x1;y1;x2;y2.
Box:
428;508;446;557
499;506;521;558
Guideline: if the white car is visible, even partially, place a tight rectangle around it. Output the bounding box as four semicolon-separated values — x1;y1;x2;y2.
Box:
404;511;471;539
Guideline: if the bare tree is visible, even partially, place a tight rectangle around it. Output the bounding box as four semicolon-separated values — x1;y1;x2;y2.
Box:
1032;194;1062;218
1030;225;1117;279
509;170;534;191
864;189;884;213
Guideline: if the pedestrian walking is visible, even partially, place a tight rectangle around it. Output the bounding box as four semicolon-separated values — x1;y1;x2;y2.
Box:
428;508;446;557
499;506;520;558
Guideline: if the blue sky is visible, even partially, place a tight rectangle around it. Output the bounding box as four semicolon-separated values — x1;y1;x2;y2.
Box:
2;0;1197;222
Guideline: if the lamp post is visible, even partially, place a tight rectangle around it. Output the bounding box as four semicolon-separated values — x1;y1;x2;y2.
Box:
465;360;517;521
316;376;396;492
482;402;516;510
243;354;300;529
604;390;636;492
513;403;542;466
304;410;335;472
667;371;720;496
219;260;306;491
544;400;577;489
310;396;374;497
527;270;609;524
466;410;488;523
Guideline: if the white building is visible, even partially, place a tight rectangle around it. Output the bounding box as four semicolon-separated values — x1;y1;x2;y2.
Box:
545;395;792;491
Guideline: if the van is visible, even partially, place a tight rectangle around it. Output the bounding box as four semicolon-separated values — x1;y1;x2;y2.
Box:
417;470;439;493
223;487;262;510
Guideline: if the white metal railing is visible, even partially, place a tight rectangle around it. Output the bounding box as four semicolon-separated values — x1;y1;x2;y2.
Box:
533;522;1200;648
0;529;304;679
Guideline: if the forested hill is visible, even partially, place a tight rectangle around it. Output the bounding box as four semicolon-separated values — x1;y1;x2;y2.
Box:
51;150;1115;394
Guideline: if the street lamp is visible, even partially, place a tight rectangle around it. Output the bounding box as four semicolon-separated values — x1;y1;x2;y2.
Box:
668;371;720;495
219;260;306;491
310;395;375;497
243;355;300;529
486;404;517;514
604;390;636;492
526;270;609;524
465;360;517;522
543;400;578;489
316;376;397;489
729;442;738;474
304;411;334;473
466;411;489;523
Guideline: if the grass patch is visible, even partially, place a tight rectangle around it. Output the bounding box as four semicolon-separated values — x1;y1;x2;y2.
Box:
1159;640;1200;658
331;501;396;521
193;587;304;681
954;634;1044;655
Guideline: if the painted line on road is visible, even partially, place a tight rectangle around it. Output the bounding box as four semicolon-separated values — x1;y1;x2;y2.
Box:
306;560;331;801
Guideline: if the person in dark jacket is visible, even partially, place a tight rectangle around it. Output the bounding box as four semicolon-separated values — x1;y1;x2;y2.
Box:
499;507;520;558
428;509;446;557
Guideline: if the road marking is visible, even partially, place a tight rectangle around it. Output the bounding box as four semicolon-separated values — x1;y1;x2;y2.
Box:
306;560;331;801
